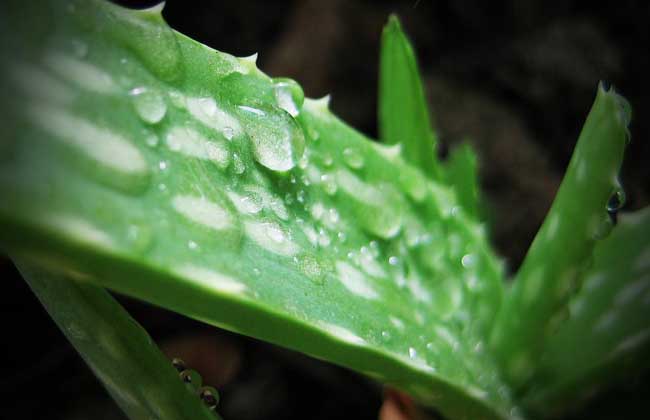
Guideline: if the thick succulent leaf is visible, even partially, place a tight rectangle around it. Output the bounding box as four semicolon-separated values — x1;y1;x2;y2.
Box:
0;1;513;419
523;208;650;417
379;15;441;179
15;260;220;420
489;84;631;388
443;143;482;221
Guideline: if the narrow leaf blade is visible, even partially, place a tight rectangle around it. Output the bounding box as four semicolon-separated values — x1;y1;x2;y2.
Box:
378;15;440;179
444;143;482;220
524;208;650;416
15;260;220;420
490;85;631;388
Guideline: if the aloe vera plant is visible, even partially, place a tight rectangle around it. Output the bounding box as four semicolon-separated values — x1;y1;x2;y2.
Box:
1;1;648;419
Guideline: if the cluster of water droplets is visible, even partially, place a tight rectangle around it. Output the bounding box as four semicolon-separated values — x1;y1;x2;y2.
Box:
172;358;220;413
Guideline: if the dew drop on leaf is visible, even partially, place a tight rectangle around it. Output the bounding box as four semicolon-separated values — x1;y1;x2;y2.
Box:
198;386;220;410
343;147;364;169
272;77;304;117
238;104;305;172
607;187;626;225
171;358;186;372
179;369;202;391
130;87;167;124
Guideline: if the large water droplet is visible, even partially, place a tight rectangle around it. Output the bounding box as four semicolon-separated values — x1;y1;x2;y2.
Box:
130;87;167;124
179;369;202;391
171;357;186;372
607;187;626;225
238;104;305;172
343;147;364;169
272;77;304;117
199;386;220;410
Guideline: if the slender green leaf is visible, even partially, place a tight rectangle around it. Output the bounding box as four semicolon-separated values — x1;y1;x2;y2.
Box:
15;260;220;420
444;143;482;220
489;84;631;388
523;208;650;416
379;15;441;179
0;1;512;418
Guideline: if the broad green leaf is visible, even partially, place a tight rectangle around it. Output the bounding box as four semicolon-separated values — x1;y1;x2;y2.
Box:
443;143;482;221
15;260;221;420
379;15;441;179
0;1;512;419
523;208;650;416
489;84;631;388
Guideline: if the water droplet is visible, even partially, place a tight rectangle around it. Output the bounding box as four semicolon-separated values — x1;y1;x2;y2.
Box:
320;173;338;195
327;208;340;225
388;256;399;266
171;358;186;372
461;254;477;269
223;126;234;140
229;190;263;215
322;153;333;167
158;160;168;171
607;187;626;225
126;223;153;254
409;347;418;359
199;386;220;410
343;147;364;169
179;369;202;391
238;104;305;171
381;331;391;341
337;232;347;242
317;228;331;247
145;133;159;147
296;190;306;203
272;77;304;117
310;202;325;220
188;240;198;250
369;241;380;256
130;87;167;124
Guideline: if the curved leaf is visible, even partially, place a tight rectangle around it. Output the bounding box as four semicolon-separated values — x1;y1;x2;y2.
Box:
523;208;650;416
15;260;220;420
0;1;512;419
379;15;441;179
489;84;631;388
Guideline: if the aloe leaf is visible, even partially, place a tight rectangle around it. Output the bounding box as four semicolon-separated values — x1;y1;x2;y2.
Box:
379;15;441;179
522;207;650;416
0;1;513;419
489;84;631;388
443;143;482;221
14;259;220;420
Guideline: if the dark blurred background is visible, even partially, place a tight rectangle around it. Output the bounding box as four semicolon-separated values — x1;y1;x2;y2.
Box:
2;1;649;419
